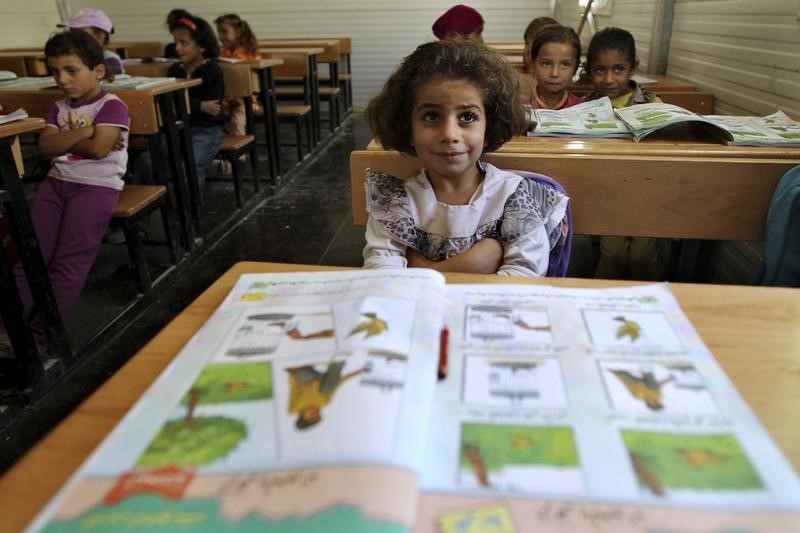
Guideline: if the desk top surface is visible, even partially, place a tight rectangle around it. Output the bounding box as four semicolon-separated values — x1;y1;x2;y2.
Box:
0;117;45;138
0;78;200;96
0;261;798;530
259;47;324;56
367;128;800;160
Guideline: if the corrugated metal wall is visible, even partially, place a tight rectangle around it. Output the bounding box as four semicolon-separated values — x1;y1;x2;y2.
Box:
666;1;800;283
668;0;800;116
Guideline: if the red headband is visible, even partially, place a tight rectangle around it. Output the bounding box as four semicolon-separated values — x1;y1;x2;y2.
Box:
178;17;197;31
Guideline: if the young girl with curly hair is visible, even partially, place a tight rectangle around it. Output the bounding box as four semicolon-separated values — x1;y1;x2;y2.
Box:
363;39;569;277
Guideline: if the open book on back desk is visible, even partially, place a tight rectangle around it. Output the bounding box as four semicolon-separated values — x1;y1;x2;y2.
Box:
26;270;800;532
530;97;800;146
100;75;176;90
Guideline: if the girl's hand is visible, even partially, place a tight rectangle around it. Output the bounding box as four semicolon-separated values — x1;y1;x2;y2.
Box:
464;238;504;274
111;132;125;151
200;100;222;116
406;238;504;274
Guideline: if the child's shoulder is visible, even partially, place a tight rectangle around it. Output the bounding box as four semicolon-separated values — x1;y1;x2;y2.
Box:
365;168;408;190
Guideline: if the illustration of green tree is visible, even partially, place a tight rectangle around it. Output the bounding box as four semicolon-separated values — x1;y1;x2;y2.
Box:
135;366;261;468
136;414;247;468
622;431;763;495
460;424;578;485
180;362;272;405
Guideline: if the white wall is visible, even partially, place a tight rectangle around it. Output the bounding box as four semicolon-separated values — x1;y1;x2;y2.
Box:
56;1;551;110
0;0;61;48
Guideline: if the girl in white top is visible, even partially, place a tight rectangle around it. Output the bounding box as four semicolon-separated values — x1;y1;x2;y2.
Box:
362;39;568;277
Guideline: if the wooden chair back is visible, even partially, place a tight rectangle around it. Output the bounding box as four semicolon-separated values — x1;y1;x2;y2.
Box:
114;42;164;59
659;91;714;114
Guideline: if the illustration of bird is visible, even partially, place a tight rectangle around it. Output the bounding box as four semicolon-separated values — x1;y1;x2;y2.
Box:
675;448;728;469
348;312;388;338
614;316;642;342
610;369;673;410
510;433;536;451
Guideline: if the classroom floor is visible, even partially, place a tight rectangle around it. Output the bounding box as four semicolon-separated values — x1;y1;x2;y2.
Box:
0;112;757;473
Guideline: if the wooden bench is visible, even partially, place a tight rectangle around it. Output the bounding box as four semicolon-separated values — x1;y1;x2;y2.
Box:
216;62;260;206
259;50;316;157
350;150;797;241
109;185;177;293
260;41;343;132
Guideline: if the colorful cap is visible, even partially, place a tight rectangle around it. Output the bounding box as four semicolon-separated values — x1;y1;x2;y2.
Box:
58;8;114;34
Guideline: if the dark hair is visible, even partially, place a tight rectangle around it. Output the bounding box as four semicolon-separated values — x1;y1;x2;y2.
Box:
530;24;581;69
524;16;558;42
44;29;113;80
173;15;219;59
586;26;636;67
215;13;258;56
166;8;192;30
365;39;526;155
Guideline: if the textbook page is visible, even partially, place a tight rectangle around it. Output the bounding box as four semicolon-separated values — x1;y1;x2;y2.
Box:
0;76;57;90
29;269;447;533
706;110;800;147
615;103;734;143
418;283;800;533
101;75;176;89
529;97;630;138
0;107;28;125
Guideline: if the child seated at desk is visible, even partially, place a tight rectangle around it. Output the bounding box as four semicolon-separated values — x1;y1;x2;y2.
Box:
163;8;192;59
216;13;262;137
523;24;582;110
135;14;226;192
522;16;558;74
57;8;125;75
362;39;568;277
2;30;128;345
584;27;663;281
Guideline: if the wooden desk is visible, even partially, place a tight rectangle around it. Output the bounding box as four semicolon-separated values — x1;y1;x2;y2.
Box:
0;51;47;77
260;47;323;145
0;80;203;249
366;131;800;160
124;58;284;181
112;41;164;59
0;261;798;531
0;118;71;388
350;149;798;240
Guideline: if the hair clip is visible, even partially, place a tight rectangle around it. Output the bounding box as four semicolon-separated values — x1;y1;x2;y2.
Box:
178;17;197;31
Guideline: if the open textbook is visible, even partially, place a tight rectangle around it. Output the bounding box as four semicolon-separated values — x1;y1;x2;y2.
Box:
0;107;28;125
100;75;176;90
27;270;800;532
529;98;631;138
529;98;800;145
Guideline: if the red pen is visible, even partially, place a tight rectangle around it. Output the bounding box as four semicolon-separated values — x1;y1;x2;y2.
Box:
438;325;449;380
